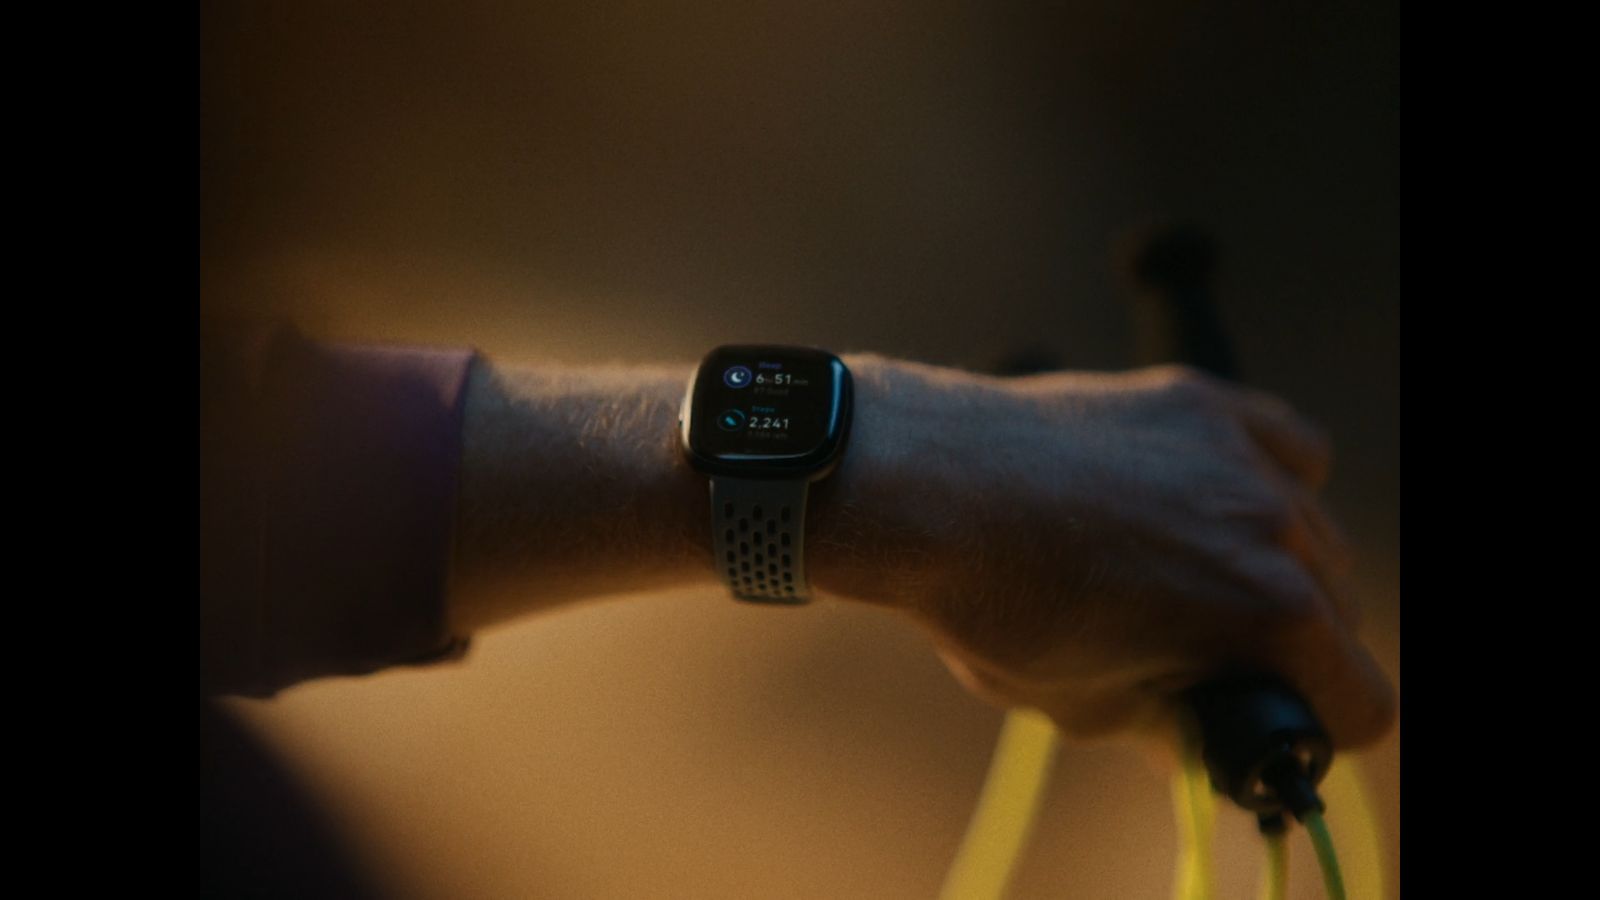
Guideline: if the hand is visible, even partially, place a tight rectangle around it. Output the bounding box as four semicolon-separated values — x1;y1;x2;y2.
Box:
809;357;1394;749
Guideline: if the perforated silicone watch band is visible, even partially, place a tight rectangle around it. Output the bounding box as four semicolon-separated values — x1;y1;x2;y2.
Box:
709;477;811;603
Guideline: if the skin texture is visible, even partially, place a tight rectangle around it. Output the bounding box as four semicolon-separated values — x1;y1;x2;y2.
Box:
451;354;1394;751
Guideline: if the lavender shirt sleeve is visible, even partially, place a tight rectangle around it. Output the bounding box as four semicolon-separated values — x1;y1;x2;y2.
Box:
201;322;478;698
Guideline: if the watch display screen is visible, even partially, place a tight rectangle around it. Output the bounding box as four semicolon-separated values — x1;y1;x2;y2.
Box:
686;346;849;469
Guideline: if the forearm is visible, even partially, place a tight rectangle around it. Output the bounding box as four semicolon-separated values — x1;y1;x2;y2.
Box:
449;358;714;631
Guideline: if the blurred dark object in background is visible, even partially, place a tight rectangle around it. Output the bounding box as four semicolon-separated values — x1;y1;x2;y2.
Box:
1117;221;1238;380
990;345;1067;377
991;221;1236;381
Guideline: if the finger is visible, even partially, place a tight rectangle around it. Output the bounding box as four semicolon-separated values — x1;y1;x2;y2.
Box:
1266;615;1397;750
1222;387;1333;489
1193;549;1393;749
1298;495;1355;578
1303;504;1360;628
1274;479;1360;630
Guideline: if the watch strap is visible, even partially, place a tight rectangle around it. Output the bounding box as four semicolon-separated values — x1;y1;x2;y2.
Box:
709;477;810;603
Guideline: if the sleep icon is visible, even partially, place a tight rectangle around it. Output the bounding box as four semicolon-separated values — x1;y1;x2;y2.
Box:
723;365;753;388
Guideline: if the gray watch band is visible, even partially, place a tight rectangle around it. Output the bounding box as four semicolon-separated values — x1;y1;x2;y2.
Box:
710;477;811;603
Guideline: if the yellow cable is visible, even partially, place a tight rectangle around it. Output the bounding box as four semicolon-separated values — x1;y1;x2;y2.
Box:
936;710;1388;900
939;708;1061;900
1260;832;1288;900
1304;809;1346;900
1171;729;1217;900
1319;759;1384;899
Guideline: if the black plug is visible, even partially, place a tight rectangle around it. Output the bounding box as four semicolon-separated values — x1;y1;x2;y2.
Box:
1184;675;1331;822
1257;812;1288;837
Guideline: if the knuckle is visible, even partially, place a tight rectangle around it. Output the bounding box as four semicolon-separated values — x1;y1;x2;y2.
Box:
1149;362;1199;382
1150;363;1211;396
1170;373;1232;416
1256;563;1323;628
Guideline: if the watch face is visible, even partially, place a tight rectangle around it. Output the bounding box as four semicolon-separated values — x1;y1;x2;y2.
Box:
682;345;851;478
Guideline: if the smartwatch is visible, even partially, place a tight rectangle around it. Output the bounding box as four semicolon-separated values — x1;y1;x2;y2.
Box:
679;345;853;604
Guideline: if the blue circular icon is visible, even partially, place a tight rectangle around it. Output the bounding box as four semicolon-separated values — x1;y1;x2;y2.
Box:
716;409;747;431
723;365;753;388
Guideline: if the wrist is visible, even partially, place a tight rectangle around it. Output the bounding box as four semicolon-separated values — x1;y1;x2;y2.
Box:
807;355;1002;610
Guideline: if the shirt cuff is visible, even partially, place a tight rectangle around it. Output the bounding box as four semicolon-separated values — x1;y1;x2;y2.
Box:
201;323;479;698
